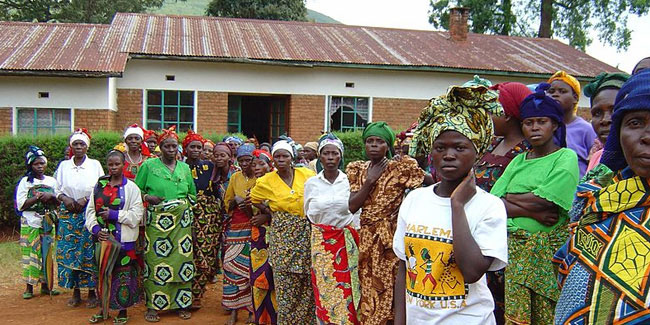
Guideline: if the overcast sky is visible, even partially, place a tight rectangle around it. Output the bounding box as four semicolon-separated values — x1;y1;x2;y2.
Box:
306;0;648;74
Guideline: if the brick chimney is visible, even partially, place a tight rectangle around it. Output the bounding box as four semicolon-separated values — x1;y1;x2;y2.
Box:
449;7;469;41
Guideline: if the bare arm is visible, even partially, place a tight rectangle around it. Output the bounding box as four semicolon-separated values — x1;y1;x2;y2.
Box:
502;194;559;226
505;193;556;211
348;159;388;213
394;260;406;325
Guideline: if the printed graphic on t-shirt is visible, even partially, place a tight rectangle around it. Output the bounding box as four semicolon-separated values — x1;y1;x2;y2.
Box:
404;223;468;308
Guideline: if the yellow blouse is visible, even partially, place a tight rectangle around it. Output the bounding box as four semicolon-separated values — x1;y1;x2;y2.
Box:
224;171;257;213
250;167;315;216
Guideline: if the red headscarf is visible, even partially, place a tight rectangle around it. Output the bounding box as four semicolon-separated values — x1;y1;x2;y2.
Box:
143;129;158;141
214;142;233;157
489;82;532;120
158;125;178;144
182;129;205;151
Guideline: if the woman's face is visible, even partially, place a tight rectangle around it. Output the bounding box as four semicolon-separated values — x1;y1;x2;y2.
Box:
107;155;124;178
238;155;254;174
430;131;476;182
260;145;272;153
319;144;341;172
213;149;231;168
303;147;317;161
125;134;143;152
591;88;617;144
521;117;558;148
491;115;509;137
365;136;388;160
31;158;47;177
273;150;293;171
252;159;271;178
202;143;214;161
547;80;578;116
71;140;87;158
185;140;203;160
620;110;650;178
145;136;158;152
160;138;178;160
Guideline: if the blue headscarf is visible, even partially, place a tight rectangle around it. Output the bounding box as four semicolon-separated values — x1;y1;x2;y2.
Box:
236;143;255;158
601;69;650;171
519;84;567;148
25;145;47;182
223;136;244;145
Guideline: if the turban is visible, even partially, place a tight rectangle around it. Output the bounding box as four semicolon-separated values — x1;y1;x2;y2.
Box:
601;69;650;171
490;82;532;120
25;145;47;182
272;140;295;158
253;149;273;167
70;128;91;147
362;122;396;158
222;136;244;145
410;84;503;160
295;143;303;152
237;143;255;158
304;142;318;153
214;142;233;157
157;125;178;144
520;89;567;147
182;129;204;150
462;75;492;88
204;139;215;147
548;71;581;111
143;129;158;141
123;124;144;140
316;133;344;172
583;72;630;105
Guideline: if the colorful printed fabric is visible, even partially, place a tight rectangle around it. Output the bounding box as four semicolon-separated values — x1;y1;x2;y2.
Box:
20;225;44;286
250;224;277;324
143;199;195;311
108;255;141;310
474;137;531;192
191;192;222;300
553;167;650;324
310;224;361;325
56;206;96;289
222;223;253;311
123;157;148;181
275;271;316;324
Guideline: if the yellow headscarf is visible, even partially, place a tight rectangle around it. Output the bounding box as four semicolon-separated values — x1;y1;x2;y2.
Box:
548;71;581;111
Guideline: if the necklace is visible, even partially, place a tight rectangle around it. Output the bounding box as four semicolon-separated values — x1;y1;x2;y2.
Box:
126;151;142;165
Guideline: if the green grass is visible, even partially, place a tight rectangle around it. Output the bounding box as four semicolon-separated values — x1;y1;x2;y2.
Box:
0;241;21;286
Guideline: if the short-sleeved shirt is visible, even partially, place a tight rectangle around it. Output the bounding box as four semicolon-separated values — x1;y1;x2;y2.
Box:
566;117;597;178
55;156;104;200
250;167;315;216
15;176;58;228
134;158;196;200
474;138;530;192
304;170;359;228
392;185;508;324
490;148;579;233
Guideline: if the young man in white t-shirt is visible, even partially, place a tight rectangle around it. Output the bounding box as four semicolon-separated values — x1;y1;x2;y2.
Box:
393;129;508;324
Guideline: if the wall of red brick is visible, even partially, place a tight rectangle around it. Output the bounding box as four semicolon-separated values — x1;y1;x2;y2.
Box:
0;107;11;134
197;91;228;134
372;97;429;131
116;89;143;131
74;109;116;131
288;95;325;143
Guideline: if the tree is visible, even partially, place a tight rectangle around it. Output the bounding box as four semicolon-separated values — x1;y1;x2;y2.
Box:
206;0;307;21
0;0;165;24
428;0;650;51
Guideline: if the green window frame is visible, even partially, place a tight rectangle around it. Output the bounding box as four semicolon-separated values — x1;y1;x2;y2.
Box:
16;108;71;136
328;96;369;132
270;99;286;139
227;95;242;133
146;90;195;132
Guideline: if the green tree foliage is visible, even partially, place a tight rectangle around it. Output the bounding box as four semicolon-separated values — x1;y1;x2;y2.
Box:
429;0;650;51
206;0;307;21
0;0;166;23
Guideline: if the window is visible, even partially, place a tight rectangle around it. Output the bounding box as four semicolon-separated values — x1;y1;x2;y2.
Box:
227;95;242;133
146;90;194;132
328;96;369;131
16;108;71;136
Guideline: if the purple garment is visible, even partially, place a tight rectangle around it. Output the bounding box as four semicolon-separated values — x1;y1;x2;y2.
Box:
566;117;597;178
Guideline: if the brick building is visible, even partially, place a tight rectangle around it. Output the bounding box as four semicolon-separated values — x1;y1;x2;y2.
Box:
0;9;619;143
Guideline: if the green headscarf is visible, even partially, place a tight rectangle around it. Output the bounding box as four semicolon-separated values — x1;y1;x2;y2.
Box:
583;72;630;105
362;121;395;158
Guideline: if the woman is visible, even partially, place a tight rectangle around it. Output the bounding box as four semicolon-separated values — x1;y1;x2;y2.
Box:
15;146;60;299
135;126;197;322
490;90;579;324
143;129;159;156
212;142;240;197
249;149;277;325
546;71;597;178
259;142;272;153
347;121;425;325
305;134;361;324
632;56;650;75
553;70;650;325
182;130;220;309
122;124;150;180
86;150;144;324
250;140;316;324
55;128;103;307
582;72;630;172
202;139;215;161
223;144;257;324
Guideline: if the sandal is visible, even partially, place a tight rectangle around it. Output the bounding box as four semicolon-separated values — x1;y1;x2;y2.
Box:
41;289;61;296
178;310;191;320
89;314;109;324
22;291;34;300
67;297;82;307
113;316;128;324
144;310;159;323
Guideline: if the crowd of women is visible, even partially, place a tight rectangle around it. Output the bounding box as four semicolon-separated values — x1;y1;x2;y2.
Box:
14;56;650;325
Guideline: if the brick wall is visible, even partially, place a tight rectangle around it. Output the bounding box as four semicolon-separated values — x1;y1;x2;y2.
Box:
116;89;143;131
197;91;228;134
372;97;429;131
0;107;11;134
288;95;325;143
74;109;116;131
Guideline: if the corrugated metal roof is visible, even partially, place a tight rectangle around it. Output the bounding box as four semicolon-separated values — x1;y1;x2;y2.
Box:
110;13;619;78
0;21;127;75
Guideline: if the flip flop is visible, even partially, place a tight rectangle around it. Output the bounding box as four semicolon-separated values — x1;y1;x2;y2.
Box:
178;310;191;320
113;316;128;324
40;289;61;296
89;314;109;324
22;292;34;300
144;310;159;323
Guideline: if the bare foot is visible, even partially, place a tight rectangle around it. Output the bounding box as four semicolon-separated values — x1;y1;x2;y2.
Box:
225;311;237;325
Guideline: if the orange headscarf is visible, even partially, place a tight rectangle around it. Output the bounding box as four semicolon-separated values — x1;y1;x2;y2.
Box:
548;71;581;111
158;125;178;144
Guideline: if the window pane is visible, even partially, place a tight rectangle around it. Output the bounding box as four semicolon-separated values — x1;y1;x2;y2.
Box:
147;122;161;131
163;122;177;130
18;109;34;128
36;109;53;128
342;111;355;127
356;98;369;120
54;109;71;128
180;91;193;106
177;124;192;132
148;90;162;106
179;107;193;123
329;97;342;117
147;106;161;121
164;91;178;106
228;125;239;133
36;127;52;136
163;107;178;122
228;110;239;124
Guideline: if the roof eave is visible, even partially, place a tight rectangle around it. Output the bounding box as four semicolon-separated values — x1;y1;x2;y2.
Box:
0;69;122;78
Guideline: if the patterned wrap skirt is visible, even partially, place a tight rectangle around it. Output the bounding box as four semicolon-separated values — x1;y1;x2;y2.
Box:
20;223;44;286
56;205;96;289
222;221;253;311
250;224;277;324
108;251;142;310
191;193;222;300
311;223;361;325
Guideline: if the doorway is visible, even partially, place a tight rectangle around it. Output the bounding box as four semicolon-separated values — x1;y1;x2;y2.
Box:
228;95;287;144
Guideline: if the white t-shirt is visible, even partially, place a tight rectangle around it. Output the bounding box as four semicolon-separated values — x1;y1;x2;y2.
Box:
392;184;508;324
55;156;104;200
15;175;58;228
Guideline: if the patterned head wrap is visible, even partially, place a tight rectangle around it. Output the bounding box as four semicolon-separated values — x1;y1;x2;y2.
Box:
362;122;396;158
182;129;204;150
214;142;232;157
601;69;650;171
143;129;158;141
204;139;215;147
520;87;567;147
222;136;244;145
304;142;318;153
157;125;178;144
123;124;144;140
462;75;492;87
410;84;503;159
316;133;344;172
271;140;295;158
25;145;47;182
70;128;91;147
489;82;532;120
253;149;273;167
236;143;255;158
548;71;581;111
583;72;630;105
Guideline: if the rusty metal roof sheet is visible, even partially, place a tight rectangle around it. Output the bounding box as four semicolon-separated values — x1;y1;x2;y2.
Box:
0;21;127;75
110;12;619;78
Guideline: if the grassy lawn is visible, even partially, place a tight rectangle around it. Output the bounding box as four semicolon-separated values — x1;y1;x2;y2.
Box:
0;241;21;286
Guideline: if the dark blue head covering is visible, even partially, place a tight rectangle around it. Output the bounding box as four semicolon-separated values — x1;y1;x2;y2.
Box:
519;84;567;147
236;143;255;158
601;69;650;171
25;145;47;182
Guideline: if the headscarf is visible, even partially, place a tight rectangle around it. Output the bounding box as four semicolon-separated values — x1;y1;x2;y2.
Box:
157;125;178;144
583;72;631;105
271;140;295;158
123;124;144;140
304;142;319;153
253;149;273;168
362;122;396;158
143;129;158;141
25;145;47;182
489;82;532;120
548;71;581;111
519;87;567;147
236;143;255;158
70;128;91;147
222;136;244;145
601;69;650;171
260;142;272;151
204;139;215;147
214;142;232;157
632;57;650;75
316;133;344;172
409;84;503;160
295;143;304;152
182;129;204;151
462;75;492;87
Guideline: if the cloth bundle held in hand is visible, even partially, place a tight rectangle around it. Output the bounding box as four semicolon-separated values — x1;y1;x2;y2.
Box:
95;236;122;318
